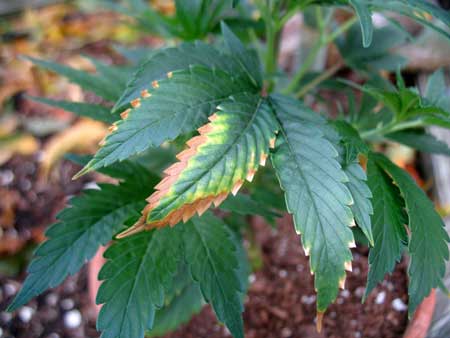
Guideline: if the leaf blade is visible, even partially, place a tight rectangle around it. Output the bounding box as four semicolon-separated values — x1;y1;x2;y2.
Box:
121;93;278;235
96;227;183;338
183;213;244;338
8;172;156;311
373;153;449;315
270;94;354;312
364;156;408;298
78;65;256;176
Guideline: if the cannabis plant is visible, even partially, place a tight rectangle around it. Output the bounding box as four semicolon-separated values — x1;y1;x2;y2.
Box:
8;0;450;337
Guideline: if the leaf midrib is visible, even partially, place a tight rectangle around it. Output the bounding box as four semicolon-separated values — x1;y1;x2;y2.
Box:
277;124;349;264
153;96;263;219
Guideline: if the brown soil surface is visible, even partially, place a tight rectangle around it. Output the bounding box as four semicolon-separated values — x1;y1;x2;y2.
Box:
0;159;409;338
165;216;408;338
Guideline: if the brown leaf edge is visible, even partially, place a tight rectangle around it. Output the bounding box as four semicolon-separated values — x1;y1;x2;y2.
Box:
117;111;276;238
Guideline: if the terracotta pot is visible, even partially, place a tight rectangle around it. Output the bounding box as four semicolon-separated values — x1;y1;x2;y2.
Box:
403;289;436;338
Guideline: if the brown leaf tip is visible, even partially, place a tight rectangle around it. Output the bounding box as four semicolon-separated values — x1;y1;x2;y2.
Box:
141;89;151;98
269;137;276;149
152;80;160;89
120;108;131;120
316;311;325;333
108;124;118;133
130;98;141;108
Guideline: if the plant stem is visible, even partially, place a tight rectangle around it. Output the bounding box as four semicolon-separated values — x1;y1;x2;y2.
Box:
324;16;358;44
263;0;282;92
296;61;342;98
281;7;326;94
282;15;357;95
360;119;424;140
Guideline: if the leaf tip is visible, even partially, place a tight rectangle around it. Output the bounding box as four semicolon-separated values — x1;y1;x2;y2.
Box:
72;168;89;180
316;311;325;333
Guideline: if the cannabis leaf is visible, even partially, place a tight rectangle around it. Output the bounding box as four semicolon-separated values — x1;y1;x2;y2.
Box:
387;130;450;156
8;167;157;311
220;193;281;223
333;120;369;164
29;96;117;124
114;39;257;112
120;93;278;236
221;22;262;88
25;56;126;102
76;65;256;177
363;78;450;129
425;69;450;111
270;94;354;313
337;23;408;71
148;282;203;337
97;227;182;338
364;155;408;298
349;0;373;47
344;162;374;245
373;153;450;314
183;213;245;338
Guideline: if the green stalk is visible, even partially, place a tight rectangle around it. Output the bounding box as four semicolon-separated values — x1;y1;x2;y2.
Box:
282;14;357;95
263;0;282;92
360;119;424;140
296;61;342;98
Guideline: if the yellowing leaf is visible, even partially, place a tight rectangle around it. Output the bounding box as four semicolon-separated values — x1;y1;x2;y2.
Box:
119;94;278;237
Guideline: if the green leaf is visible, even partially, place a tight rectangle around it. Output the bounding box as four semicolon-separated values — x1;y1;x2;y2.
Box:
85;56;131;91
25;56;121;102
386;130;450;156
369;0;450;42
113;45;154;64
221;22;262;88
270;94;354;312
77;65;257;177
28;96;117;124
337;23;408;71
183;213;244;338
113;41;253;112
148;282;203;337
364;155;408;298
425;69;450;111
344;162;373;246
66;153;160;183
97;227;183;338
8;170;157;311
349;0;373;47
120;93;278;235
373;153;449;315
363;79;450;127
333;120;369;164
220;193;281;223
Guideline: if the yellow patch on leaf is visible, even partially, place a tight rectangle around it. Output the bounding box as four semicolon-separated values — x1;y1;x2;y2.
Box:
117;110;271;238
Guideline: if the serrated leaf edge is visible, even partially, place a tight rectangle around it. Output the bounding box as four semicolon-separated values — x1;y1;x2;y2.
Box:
117;112;276;238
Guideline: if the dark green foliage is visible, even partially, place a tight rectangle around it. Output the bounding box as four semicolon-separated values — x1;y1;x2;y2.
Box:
10;4;450;338
29;96;117;124
183;213;245;338
373;153;450;315
387;130;450;156
365;155;408;298
97;227;183;338
25;56;127;102
270;94;354;312
8;165;158;311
